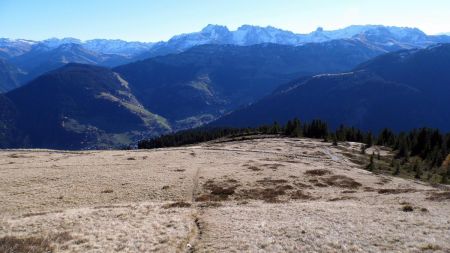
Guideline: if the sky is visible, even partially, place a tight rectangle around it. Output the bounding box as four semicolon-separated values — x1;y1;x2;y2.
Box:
1;0;450;42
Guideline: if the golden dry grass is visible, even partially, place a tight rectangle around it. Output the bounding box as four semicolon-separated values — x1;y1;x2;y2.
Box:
1;138;450;252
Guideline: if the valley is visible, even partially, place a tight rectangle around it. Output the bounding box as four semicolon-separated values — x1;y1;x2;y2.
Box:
2;25;450;150
1;137;449;252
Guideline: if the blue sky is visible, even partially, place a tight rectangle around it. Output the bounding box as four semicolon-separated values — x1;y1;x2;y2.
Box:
1;0;450;41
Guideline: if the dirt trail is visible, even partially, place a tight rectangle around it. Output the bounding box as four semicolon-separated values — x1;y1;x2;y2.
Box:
322;147;340;162
190;167;201;202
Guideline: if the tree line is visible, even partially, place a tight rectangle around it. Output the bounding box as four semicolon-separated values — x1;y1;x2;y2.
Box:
138;119;450;183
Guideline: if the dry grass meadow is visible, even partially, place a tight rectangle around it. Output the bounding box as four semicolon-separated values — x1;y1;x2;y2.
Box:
1;137;450;252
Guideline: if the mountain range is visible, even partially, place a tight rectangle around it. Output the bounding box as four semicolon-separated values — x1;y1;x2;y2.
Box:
2;24;450;93
3;64;170;149
213;44;450;132
1;24;450;149
1;40;384;149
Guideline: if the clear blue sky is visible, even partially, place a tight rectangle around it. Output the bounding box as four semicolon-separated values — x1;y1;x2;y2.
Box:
1;0;450;41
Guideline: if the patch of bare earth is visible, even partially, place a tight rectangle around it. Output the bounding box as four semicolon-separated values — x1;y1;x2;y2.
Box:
1;138;450;252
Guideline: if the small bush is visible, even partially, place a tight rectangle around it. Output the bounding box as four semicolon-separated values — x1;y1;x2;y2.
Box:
427;191;450;201
323;175;362;189
248;166;261;171
290;190;314;200
304;169;331;176
238;187;287;203
0;233;72;253
401;205;414;212
377;188;416;194
163;201;192;209
256;178;288;185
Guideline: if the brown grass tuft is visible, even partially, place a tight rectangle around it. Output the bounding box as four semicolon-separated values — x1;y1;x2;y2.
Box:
293;182;313;188
163;201;192;209
363;187;376;192
256;178;288;185
323;175;362;189
328;196;358;202
377;188;417;195
263;163;286;170
290;190;314;200
198;202;223;208
304;169;331;176
247;166;262;171
196;180;238;202
0;232;72;253
50;232;73;243
210;186;236;196
427;191;450;201
420;244;442;251
238;187;287;203
401;205;414;212
0;236;54;253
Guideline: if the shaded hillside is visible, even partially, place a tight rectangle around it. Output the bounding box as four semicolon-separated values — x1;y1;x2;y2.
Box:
116;41;385;127
0;95;23;148
5;64;170;149
11;44;130;84
0;59;26;93
212;44;450;132
0;41;384;149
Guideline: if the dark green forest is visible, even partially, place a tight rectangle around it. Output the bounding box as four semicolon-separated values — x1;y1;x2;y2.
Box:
138;119;450;184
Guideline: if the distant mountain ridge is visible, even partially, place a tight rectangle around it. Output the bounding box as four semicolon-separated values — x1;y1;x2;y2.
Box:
1;24;449;93
212;44;450;132
9;43;131;84
115;41;384;127
0;38;154;58
4;64;170;149
2;24;448;60
1;25;450;149
1;40;385;149
0;59;26;93
138;24;450;59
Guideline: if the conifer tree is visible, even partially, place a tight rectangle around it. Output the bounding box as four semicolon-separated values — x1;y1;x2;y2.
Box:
360;144;366;155
393;162;400;176
271;121;281;134
366;153;375;171
332;134;338;146
366;132;373;148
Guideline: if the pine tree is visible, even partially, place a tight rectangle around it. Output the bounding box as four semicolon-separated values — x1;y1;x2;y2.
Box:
365;132;373;148
441;174;448;184
397;136;409;159
390;158;395;168
332;134;338;146
393;162;400;175
284;120;293;136
415;166;423;179
271;121;281;134
366;153;375;171
360;144;366;155
290;118;302;137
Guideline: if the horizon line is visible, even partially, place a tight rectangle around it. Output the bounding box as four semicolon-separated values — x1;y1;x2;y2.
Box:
2;23;448;43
